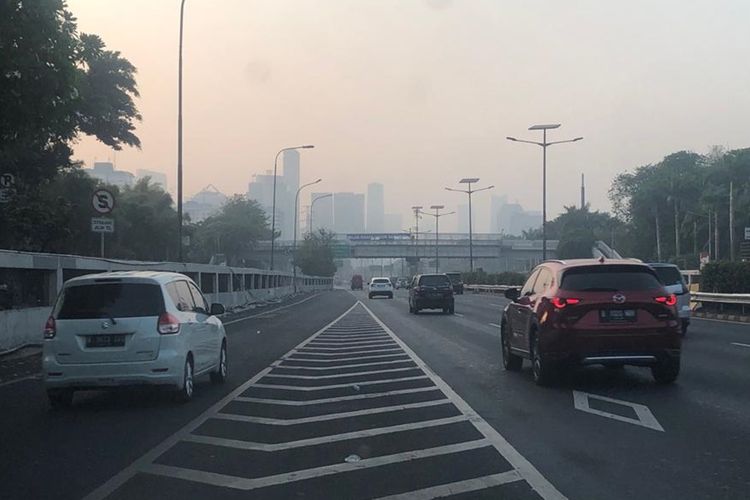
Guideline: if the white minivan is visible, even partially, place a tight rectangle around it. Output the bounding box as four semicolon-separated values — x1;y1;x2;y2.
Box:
43;271;228;407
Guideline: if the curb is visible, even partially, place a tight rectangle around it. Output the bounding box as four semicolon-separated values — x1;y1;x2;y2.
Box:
693;311;750;323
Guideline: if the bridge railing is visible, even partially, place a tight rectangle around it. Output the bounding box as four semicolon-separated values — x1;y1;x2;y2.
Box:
465;284;513;294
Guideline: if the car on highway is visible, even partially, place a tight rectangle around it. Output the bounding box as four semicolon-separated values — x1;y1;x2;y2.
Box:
408;273;455;314
648;262;691;335
42;271;228;408
501;259;681;385
369;277;394;299
395;278;409;289
350;274;364;290
445;272;464;294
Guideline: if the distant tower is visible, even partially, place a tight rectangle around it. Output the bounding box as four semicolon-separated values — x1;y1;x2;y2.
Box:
580;173;586;209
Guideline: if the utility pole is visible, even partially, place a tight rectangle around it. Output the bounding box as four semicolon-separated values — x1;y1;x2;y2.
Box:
580;173;586;208
715;210;719;260
693;220;697;255
708;209;712;260
729;181;735;261
674;201;680;258
177;0;186;261
655;209;662;261
446;179;493;272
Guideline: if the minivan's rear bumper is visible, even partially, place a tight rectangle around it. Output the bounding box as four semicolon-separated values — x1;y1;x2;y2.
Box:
43;346;184;390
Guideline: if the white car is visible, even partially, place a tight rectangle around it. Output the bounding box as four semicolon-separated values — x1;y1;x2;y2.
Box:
42;271;228;408
368;277;394;299
648;263;691;335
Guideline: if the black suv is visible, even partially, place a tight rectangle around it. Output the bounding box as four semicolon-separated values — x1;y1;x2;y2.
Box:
408;274;455;314
445;272;464;294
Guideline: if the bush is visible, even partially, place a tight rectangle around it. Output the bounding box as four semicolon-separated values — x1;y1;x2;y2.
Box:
463;271;527;286
701;261;750;293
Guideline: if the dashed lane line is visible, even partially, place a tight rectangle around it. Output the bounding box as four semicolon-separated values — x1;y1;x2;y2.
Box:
488;322;501;328
731;342;750;349
234;386;438;405
453;313;465;317
183;415;468;452
374;470;523;500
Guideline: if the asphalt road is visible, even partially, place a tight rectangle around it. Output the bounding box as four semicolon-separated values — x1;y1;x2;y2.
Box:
1;289;749;499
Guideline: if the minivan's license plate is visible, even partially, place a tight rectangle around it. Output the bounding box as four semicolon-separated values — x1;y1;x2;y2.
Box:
86;335;125;348
599;309;636;323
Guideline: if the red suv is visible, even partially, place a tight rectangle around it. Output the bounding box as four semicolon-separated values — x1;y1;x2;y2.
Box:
501;259;681;385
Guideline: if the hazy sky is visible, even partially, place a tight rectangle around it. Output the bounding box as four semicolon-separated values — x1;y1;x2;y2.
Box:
69;0;750;233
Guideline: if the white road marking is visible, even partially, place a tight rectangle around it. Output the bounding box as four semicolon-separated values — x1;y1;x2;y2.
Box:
374;470;523;500
265;367;417;379
142;440;490;491
454;312;465;317
234;386;439;405
183;415;468;452
252;375;429;391
298;342;397;351
359;301;567;500
292;347;403;356
274;359;414;370
572;391;664;432
214;399;451;425
222;293;320;325
284;353;410;363
0;375;40;388
307;338;393;345
731;342;750;349
488;322;501;328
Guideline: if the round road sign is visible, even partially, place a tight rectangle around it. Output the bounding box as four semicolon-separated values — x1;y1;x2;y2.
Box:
92;189;115;214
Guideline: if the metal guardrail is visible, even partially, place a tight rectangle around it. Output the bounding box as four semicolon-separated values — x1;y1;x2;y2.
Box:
465;284;513;294
692;292;750;305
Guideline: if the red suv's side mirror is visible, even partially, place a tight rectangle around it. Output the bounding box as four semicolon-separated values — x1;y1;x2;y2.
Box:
504;288;520;301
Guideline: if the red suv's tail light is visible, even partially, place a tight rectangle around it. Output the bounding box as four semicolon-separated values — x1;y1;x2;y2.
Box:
654;294;677;306
158;312;181;334
43;316;56;339
551;297;581;309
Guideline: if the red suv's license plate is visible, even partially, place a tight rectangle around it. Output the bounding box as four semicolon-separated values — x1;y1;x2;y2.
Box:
599;309;637;323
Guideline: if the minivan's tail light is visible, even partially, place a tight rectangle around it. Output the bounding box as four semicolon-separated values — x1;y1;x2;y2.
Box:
157;312;181;334
551;297;581;309
654;294;677;306
43;316;56;339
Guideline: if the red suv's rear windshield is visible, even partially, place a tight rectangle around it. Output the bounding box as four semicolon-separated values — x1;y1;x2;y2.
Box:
56;283;164;319
560;265;662;292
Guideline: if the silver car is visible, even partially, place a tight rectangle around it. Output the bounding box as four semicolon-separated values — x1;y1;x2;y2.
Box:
648;263;691;335
43;271;228;408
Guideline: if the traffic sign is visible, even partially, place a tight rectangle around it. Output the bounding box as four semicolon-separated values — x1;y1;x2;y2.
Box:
0;189;12;204
92;189;115;214
91;218;115;233
0;173;15;188
745;227;750;240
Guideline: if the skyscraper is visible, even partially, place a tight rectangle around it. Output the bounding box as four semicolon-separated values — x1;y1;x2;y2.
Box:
310;192;334;232
334;192;365;234
136;169;168;192
490;194;508;233
366;182;385;233
281;150;300;239
248;171;291;239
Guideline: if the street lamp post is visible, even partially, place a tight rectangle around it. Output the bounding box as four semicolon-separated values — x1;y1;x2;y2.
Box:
422;205;454;273
507;124;583;260
270;145;315;270
446;178;494;272
293;179;322;293
177;0;187;261
309;193;332;233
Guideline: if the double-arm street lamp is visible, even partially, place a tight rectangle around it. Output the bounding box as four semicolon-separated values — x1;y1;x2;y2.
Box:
446;178;494;272
270;145;315;269
422;205;454;273
293;179;322;293
177;0;187;261
308;193;333;234
507;124;582;260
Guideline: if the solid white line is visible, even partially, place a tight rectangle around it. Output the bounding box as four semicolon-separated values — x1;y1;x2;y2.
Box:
488;323;501;328
266;367;417;379
273;359;414;370
222;293;321;325
374;470;523;500
234;386;439;405
358;300;567;500
82;301;361;500
252;375;429;391
183;415;468;452
284;353;410;363
143;440;489;491
731;342;750;349
292;348;403;356
214;398;450;425
0;375;41;388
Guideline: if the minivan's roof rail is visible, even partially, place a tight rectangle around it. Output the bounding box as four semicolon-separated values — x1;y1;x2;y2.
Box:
542;259;566;265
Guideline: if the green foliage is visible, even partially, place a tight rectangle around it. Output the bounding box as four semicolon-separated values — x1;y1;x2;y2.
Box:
295;230;337;277
463;270;527;286
552;205;620;259
701;261;750;293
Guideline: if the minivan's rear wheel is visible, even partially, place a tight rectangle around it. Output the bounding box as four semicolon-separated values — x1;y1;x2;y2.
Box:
210;341;228;384
47;388;74;409
175;356;194;403
531;335;554;386
652;356;680;384
501;323;522;372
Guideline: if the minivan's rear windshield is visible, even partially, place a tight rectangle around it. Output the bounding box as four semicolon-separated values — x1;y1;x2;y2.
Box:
652;266;683;286
561;265;662;291
56;283;164;319
419;275;450;287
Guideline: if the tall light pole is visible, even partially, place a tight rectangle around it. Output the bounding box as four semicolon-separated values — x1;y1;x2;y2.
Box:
270;144;314;269
309;193;332;233
446;178;494;272
507;124;583;260
177;0;187;261
423;205;454;273
411;206;423;273
293;178;322;293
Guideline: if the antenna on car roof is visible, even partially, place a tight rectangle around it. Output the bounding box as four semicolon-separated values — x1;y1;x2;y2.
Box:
598;256;605;263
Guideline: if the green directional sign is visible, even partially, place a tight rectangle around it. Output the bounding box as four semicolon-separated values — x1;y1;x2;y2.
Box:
331;243;352;258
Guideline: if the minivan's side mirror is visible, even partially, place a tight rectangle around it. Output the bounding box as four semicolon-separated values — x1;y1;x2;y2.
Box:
210;303;225;316
504;288;520;301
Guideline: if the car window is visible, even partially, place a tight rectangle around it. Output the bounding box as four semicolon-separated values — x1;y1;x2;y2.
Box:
56;283;164;319
520;269;540;296
533;269;553;294
419;275;450;287
652;267;683;286
187;282;209;313
372;278;391;284
561;265;662;291
166;281;196;312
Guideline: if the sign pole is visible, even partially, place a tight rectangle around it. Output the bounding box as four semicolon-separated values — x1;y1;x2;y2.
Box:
101;232;105;258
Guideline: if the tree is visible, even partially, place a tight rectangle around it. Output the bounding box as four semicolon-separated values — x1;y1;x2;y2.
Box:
295;230;337;277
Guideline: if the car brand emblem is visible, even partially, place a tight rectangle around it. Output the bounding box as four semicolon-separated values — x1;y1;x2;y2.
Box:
101;321;110;329
612;293;626;304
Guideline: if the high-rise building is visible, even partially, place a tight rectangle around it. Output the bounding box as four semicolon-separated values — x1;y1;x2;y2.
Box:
384;213;403;233
457;203;472;233
366;183;385;233
310;192;334;232
248;171;292;239
283;150;300;194
490;194;508;233
281;150;300;239
86;162;134;188
333;192;365;234
136;169;168;191
184;185;227;222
